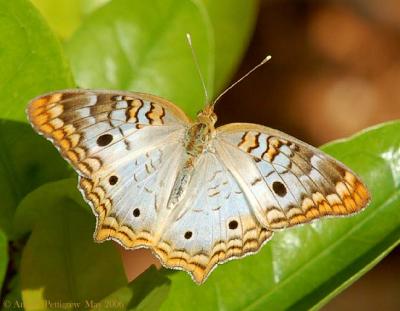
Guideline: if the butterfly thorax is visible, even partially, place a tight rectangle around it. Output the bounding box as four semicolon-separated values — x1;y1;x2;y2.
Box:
184;105;217;155
184;123;213;156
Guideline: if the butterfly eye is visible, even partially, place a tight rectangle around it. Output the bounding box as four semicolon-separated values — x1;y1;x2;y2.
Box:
97;134;113;146
108;175;118;185
133;208;140;217
272;181;287;197
228;220;238;230
184;231;192;239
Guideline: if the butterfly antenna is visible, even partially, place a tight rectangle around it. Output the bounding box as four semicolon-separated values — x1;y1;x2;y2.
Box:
213;55;272;106
186;33;209;105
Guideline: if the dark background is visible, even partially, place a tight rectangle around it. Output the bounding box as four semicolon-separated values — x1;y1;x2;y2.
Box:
217;0;400;310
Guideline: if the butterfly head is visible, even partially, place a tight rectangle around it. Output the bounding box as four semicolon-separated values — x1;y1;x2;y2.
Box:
196;104;217;130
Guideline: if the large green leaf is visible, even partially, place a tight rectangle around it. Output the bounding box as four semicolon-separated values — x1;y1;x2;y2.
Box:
32;0;258;95
153;120;399;311
0;121;74;239
201;0;259;92
14;179;127;310
0;0;74;237
65;0;258;118
66;0;214;118
0;0;73;122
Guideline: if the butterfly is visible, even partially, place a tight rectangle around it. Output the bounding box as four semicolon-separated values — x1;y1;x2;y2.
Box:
27;35;369;283
27;86;370;284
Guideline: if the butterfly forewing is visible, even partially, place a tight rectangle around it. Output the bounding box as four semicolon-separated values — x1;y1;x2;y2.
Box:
27;89;190;246
216;123;370;229
28;90;189;173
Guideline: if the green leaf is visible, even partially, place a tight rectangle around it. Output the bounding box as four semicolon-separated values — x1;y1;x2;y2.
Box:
200;0;259;92
0;229;8;290
134;281;169;311
90;266;170;311
65;0;258;118
0;0;74;237
155;120;400;311
66;0;214;118
31;0;111;40
0;0;73;123
33;0;258;98
14;179;127;310
0;121;73;238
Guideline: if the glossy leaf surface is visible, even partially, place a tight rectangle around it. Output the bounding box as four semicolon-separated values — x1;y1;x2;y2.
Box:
0;0;73;237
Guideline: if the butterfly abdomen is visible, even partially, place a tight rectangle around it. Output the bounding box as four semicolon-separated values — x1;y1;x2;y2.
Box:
165;123;215;210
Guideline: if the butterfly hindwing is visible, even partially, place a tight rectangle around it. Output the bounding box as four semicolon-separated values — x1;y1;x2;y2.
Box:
79;142;187;248
156;151;272;283
216;123;370;230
